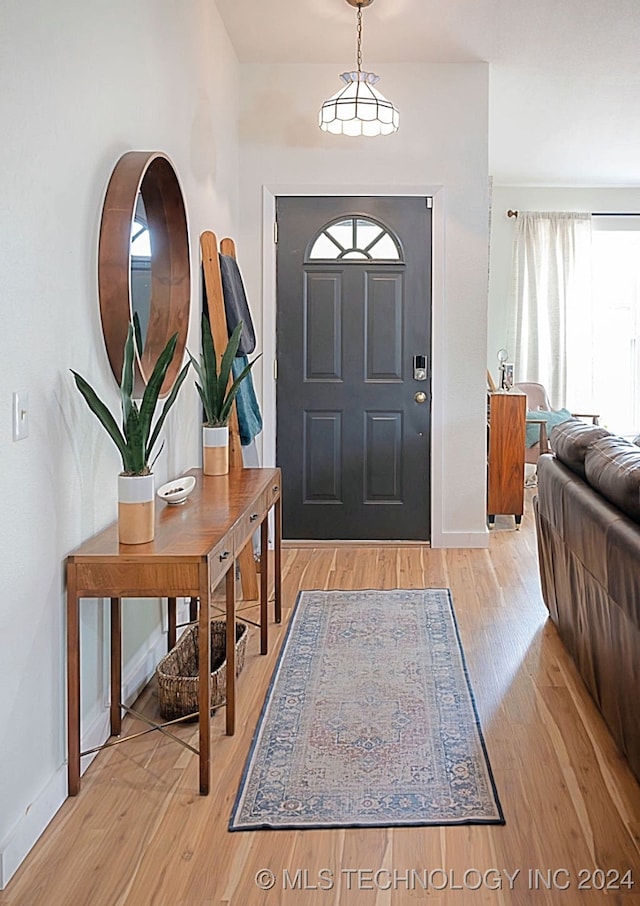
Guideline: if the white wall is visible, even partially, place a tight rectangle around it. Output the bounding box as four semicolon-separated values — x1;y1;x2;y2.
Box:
0;0;239;886
488;185;640;383
0;20;492;884
237;62;491;546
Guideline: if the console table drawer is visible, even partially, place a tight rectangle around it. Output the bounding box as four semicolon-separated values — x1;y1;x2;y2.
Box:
207;536;235;588
234;490;268;550
72;561;202;597
266;479;281;509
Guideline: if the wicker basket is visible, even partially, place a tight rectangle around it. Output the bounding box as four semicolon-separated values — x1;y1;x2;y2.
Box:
156;619;248;720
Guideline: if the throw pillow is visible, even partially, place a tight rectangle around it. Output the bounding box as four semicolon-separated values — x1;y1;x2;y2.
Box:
525;407;572;448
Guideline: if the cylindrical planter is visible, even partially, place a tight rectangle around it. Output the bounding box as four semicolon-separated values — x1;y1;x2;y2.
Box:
118;473;155;544
203;425;229;475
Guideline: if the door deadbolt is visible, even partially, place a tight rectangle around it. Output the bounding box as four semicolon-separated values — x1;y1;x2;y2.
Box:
413;354;427;381
414;391;427;404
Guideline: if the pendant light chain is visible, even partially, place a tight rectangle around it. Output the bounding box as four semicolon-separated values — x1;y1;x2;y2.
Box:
356;4;363;73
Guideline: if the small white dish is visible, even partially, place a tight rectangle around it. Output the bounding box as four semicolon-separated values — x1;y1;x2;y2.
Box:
157;475;196;506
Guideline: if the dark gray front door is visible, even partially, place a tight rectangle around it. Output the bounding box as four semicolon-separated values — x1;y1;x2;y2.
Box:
276;196;432;540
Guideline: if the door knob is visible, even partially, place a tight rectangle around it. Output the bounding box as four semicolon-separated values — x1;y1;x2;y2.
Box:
414;391;427;404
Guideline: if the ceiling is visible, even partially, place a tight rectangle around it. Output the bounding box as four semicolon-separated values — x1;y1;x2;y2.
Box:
215;0;640;185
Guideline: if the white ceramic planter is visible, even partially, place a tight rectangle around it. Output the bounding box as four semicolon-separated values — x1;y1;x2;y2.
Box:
118;473;155;544
203;425;229;475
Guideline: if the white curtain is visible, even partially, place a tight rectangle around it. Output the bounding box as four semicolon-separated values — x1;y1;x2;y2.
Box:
507;212;593;409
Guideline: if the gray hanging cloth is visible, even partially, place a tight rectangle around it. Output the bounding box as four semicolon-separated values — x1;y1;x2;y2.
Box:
219;253;257;355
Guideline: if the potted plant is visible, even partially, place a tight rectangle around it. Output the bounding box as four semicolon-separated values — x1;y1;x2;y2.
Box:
189;313;260;475
71;324;190;544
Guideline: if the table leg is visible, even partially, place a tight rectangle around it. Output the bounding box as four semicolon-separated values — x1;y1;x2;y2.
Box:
226;566;236;736
167;597;177;650
110;597;122;737
198;565;210;795
274;494;282;624
67;568;80;796
260;517;269;655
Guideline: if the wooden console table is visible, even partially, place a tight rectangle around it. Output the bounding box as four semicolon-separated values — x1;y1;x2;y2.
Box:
66;467;281;797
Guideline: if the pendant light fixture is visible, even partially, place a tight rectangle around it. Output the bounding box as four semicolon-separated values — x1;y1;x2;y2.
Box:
319;0;399;137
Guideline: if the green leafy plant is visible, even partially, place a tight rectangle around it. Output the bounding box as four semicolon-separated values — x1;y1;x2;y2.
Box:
189;313;261;428
71;325;190;475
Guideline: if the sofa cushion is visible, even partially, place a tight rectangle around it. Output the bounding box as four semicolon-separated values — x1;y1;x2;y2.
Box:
584;436;640;524
550;418;611;479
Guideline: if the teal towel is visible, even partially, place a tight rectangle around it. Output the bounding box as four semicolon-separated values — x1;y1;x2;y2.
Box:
525;408;572;447
232;356;262;446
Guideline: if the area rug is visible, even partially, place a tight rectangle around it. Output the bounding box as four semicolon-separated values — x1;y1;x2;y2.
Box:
229;589;504;830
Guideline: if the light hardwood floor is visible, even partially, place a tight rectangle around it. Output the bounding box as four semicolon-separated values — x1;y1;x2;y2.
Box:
2;493;639;905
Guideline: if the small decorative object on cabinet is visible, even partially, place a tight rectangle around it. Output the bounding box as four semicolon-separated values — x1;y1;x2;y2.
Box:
496;347;509;389
189;313;260;476
487;390;526;529
503;362;515;391
71;324;190;543
157;474;197;506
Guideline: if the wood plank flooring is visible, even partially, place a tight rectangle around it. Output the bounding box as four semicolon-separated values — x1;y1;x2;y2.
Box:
2;493;639;904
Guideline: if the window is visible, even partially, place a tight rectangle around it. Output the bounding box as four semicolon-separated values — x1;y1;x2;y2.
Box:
590;217;640;436
130;218;151;258
307;216;402;262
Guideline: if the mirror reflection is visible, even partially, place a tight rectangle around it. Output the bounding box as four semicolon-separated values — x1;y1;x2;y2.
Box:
130;194;152;356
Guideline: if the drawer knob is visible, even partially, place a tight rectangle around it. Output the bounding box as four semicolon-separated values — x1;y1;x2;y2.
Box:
249;513;259;522
219;550;231;561
272;485;279;493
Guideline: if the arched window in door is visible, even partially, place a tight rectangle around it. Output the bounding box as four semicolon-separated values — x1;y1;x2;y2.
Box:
306;215;403;262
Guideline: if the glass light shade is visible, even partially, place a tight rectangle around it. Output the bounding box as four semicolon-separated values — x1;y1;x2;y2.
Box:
319;71;399;137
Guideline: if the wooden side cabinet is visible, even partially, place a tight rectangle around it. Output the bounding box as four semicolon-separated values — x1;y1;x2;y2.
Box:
487;391;526;528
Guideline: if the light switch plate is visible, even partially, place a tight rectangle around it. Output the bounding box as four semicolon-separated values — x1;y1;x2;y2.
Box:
12;391;29;441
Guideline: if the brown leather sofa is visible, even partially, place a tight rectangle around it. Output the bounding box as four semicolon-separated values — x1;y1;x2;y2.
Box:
534;418;640;783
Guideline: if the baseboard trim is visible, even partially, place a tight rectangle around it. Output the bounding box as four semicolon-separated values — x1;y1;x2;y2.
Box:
430;529;490;549
0;623;170;890
283;531;490;549
282;540;431;548
0;765;67;889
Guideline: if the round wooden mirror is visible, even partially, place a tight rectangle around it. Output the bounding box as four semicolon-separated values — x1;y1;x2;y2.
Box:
98;151;190;396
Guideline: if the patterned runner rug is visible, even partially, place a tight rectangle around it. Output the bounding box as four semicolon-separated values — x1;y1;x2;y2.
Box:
230;589;504;830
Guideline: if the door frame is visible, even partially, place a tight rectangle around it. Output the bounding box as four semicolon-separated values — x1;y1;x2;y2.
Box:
260;183;446;546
